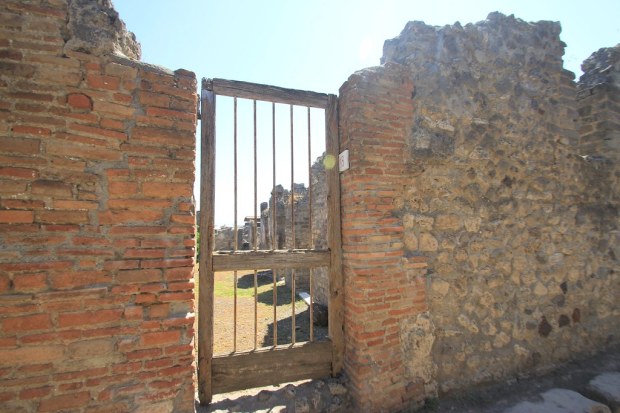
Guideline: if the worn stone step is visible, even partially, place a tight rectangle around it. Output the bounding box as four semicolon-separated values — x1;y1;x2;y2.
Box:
587;372;620;413
505;388;611;413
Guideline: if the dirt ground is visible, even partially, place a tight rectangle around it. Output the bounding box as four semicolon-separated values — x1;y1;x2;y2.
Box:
211;269;328;354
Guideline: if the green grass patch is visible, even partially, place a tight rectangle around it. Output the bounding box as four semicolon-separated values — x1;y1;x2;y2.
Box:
214;271;274;299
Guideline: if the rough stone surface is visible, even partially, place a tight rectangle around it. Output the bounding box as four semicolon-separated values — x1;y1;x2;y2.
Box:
505;389;611;413
65;0;141;59
378;12;620;398
587;373;620;413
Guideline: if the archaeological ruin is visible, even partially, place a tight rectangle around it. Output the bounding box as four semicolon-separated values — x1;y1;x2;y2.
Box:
0;1;618;412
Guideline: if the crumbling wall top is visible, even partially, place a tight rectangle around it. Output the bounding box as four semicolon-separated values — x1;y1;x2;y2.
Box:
64;0;141;59
578;44;620;92
382;12;566;97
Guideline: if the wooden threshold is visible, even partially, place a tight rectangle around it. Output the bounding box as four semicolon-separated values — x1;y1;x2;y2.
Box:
212;341;332;394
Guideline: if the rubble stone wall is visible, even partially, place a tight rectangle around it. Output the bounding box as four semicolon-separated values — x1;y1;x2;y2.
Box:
0;1;197;412
376;12;619;398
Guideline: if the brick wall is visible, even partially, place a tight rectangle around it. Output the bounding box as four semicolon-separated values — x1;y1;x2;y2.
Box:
0;1;197;412
339;63;431;412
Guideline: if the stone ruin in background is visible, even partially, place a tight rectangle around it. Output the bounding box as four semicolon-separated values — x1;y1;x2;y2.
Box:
214;155;330;306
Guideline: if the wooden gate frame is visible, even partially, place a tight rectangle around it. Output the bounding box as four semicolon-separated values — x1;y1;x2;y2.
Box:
197;78;344;404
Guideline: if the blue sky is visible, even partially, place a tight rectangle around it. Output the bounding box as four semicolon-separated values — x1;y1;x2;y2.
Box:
113;0;619;226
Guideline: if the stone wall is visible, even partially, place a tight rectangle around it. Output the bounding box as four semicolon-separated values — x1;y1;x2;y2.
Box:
0;1;197;412
372;12;619;399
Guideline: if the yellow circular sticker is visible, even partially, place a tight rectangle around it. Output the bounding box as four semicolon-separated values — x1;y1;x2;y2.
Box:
323;154;337;170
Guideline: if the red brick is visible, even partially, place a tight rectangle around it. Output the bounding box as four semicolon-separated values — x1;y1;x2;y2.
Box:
38;391;90;412
58;382;83;392
66;93;92;110
170;214;195;224
0;167;38;179
132;126;193;146
145;358;173;370
159;292;194;302
49;270;111;290
148;303;170;318
36;209;89;224
46;139;122;161
140;258;193;269
0;137;40;155
31;180;72;197
141;330;181;346
54;200;99;210
126;348;161;361
123;306;143;320
58;309;122;328
0;199;45;209
19;385;52;400
100;118;124;130
8;91;54;102
146;106;195;121
108;181;138;196
0;337;17;347
12;273;48;291
11;125;51;136
164;267;193;281
139;91;169;107
103;259;140;270
2;313;51;333
123;248;165;259
68;123;126;140
98;209;163;224
86;74;120;90
0;210;34;223
116;269;162;284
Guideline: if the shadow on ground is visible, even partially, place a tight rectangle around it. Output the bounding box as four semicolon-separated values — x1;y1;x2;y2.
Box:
260;309;328;347
195;374;351;413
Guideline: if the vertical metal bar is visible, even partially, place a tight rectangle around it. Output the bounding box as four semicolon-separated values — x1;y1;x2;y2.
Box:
272;102;277;252
310;269;314;342
273;268;278;347
253;100;258;350
307;107;314;342
233;270;237;353
290;104;295;250
253;100;258;251
291;269;296;345
254;269;258;350
233;97;238;252
233;97;238;353
289;104;296;344
307;107;313;249
272;102;278;347
197;84;215;405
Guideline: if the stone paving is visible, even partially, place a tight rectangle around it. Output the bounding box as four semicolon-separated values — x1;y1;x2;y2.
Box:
436;346;620;413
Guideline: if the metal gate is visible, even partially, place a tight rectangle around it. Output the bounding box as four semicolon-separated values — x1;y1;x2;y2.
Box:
197;78;343;404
